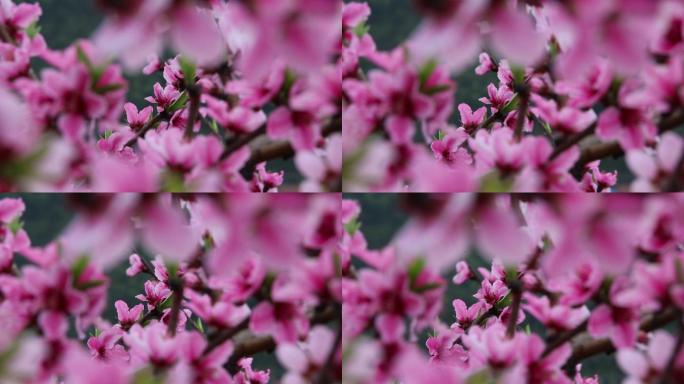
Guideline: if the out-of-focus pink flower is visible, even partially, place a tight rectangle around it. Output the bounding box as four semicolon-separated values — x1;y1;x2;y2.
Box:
0;197;24;223
627;132;684;191
276;325;337;384
135;280;171;311
114;300;143;329
186;289;250;329
453;261;472;285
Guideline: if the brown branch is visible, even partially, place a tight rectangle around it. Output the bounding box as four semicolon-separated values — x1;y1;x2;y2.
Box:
167;278;184;337
542;319;588;358
220;125;266;161
513;87;530;141
222;302;340;374
549;123;596;160
203;317;250;355
576;109;684;169
565;307;679;368
184;86;201;140
241;114;341;173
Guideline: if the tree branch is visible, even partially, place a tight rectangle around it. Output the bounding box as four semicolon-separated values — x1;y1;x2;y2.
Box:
575;109;684;169
241;114;341;173
167;277;184;337
184;86;201;140
564;307;679;369
549;123;596;160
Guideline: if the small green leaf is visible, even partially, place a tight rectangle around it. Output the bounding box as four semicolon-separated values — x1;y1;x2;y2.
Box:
71;255;90;282
8;218;23;235
422;84;451;95
133;367;164;384
412;282;442;293
167;262;179;278
161;169;187;192
25;23;41;38
75;279;105;291
344;218;361;235
193;318;205;333
466;369;495;384
209;119;220;135
494;292;512;310
479;171;513;192
407;258;426;286
352;22;369;38
500;94;519;114
179;56;197;86
93;83;123;95
434;129;445;141
167;91;190;113
418;59;438;88
511;65;525;85
76;45;93;70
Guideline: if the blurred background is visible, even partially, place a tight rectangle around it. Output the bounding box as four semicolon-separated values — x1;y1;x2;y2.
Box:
349;193;623;382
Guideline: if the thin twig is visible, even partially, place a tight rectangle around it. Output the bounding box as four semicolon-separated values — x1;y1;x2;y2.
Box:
124;113;166;147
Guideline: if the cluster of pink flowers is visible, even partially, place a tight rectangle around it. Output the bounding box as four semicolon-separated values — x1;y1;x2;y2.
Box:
0;195;342;383
342;195;684;383
0;0;341;192
342;1;684;191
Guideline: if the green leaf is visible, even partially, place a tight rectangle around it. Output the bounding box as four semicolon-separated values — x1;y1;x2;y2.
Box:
102;130;113;140
499;94;519;114
494;292;512;310
344;218;361;235
167;262;179;278
479;171;513;192
466;369;495;384
418;59;438;88
352;22;369;38
209;119;219;135
76;45;93;70
161;169;187;192
193;317;205;333
412;282;442;293
179;56;197;86
434;129;445;141
542;121;552;135
422;84;451;95
75;279;105;290
157;295;174;311
511;65;525;85
167;91;190;113
71;255;90;282
133;367;164;384
407;258;426;286
25;23;41;38
8;218;23;235
93;83;124;95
